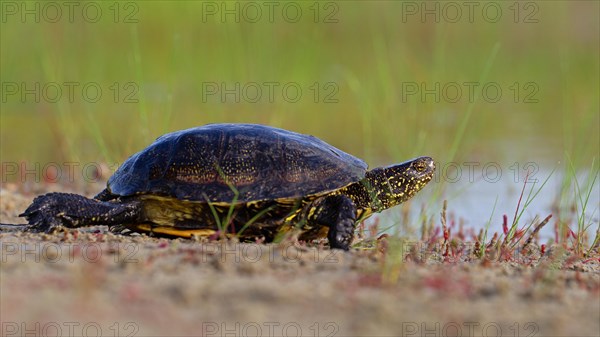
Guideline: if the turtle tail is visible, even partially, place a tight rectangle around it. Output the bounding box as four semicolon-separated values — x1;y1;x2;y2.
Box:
0;223;36;233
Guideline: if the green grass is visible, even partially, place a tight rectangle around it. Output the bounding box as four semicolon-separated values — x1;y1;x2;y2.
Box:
503;167;555;248
1;2;597;165
560;157;599;256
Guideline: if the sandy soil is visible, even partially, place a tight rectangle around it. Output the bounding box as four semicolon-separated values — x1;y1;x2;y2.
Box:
1;185;599;337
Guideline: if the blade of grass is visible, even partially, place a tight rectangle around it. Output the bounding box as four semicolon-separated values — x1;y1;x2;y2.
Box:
446;42;501;164
567;156;599;254
203;194;222;232
432;42;501;202
83;105;113;165
505;167;556;246
480;196;499;257
130;24;149;143
237;205;278;237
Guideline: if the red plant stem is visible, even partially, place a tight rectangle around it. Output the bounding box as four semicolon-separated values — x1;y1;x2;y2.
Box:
512;170;530;226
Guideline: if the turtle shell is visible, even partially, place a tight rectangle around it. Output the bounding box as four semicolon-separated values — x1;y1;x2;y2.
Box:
107;124;368;202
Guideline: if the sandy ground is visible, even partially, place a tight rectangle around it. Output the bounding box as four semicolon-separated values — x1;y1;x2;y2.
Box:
1;185;599;337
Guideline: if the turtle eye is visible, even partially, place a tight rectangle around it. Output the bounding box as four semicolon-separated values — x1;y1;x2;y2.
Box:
413;160;426;172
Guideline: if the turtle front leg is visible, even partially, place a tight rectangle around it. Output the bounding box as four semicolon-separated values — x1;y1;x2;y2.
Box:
19;192;142;233
309;195;357;250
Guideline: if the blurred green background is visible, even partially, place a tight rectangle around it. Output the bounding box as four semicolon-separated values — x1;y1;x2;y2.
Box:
1;1;598;231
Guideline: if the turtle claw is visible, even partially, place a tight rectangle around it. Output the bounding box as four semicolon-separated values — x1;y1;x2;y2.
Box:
310;195;357;251
19;192;103;233
328;218;355;250
19;193;72;233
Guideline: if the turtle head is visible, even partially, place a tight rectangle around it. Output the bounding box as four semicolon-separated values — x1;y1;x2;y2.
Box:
365;156;435;211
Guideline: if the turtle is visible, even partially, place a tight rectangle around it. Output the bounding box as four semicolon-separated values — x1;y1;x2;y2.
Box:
16;123;435;250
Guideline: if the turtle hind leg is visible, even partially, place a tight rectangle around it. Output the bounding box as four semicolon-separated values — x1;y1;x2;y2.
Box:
309;195;357;250
19;192;142;233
